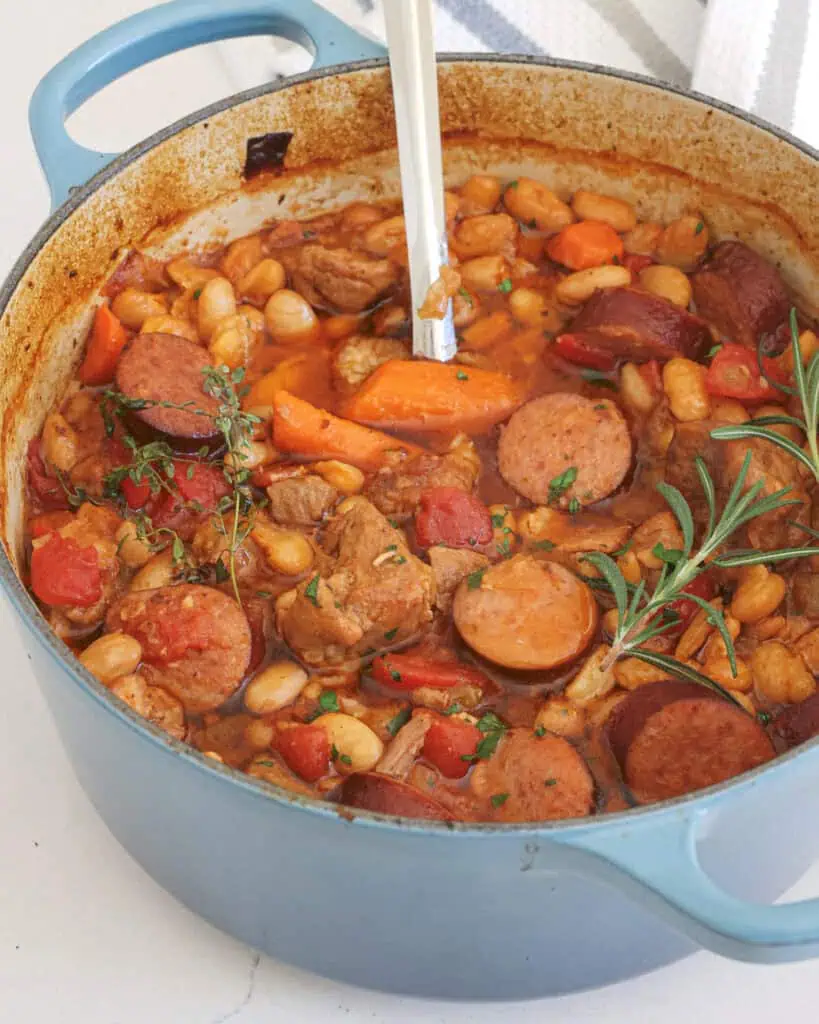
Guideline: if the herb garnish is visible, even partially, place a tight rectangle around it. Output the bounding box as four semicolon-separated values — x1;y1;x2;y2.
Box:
462;712;508;762
319;690;339;714
458;287;474;306
466;568;486;590
386;707;412;736
490;793;509;807
548;466;578;505
580;369;616;389
498;278;513;294
304;574;321;606
456;370;469;381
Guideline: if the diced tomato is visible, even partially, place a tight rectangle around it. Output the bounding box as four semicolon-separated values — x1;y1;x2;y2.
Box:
151;461;231;526
129;602;216;663
422;716;482;779
78;305;129;386
664;573;716;635
30;534;102;608
371;650;492;691
120;476;153;510
553;333;617;372
622;253;654;275
637;359;662;394
278;725;330;783
704;343;784;402
27;439;69;511
414;487;492;549
29;511;74;538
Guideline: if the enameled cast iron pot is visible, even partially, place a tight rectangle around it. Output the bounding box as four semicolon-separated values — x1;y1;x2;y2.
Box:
4;0;819;999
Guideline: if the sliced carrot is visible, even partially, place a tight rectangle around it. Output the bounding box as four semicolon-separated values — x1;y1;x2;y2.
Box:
460;310;514;351
547;221;624;271
272;390;422;470
340;360;526;434
245;351;330;408
78;305;129;385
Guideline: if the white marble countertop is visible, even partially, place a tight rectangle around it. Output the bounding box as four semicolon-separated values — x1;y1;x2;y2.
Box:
2;2;818;1019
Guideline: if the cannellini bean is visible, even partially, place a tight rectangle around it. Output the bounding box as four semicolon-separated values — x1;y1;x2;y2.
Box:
509;287;550;328
711;399;749;424
130;549;175;591
453;213;517;258
223;440;275;471
264;289;320;344
619;362;657;415
41;412;79;472
244;660;309;714
444;191;462;224
363;216;406;256
623;222;662;256
564;645;615;705
700;614;741;662
237;304;266;337
748;614;786;642
80;632;142;684
316;713;384;774
752;641;816;704
602;607;620;635
534;698;586;738
555;265;632;305
245;718;276;750
729;564;786;624
140;314;199;343
459;174;502;215
197;276;237;341
453;288;481;328
252;521;314;575
613;657;669;689
617;549;642;585
571;190;637;232
209;313;256;370
638;264;692;308
503;177;574;233
115;520;153;569
702;655;752;692
675;599;722;660
311;460;364;495
166;258;220;290
632;511;684;569
238;258;286;304
112;288;168;330
780;329;819;373
220;235;264;284
656;215;709;271
663;358;710;422
459;255;509;292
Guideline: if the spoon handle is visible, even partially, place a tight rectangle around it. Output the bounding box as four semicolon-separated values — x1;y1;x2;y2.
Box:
383;0;457;362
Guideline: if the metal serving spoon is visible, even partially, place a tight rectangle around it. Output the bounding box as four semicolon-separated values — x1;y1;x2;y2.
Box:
383;0;457;362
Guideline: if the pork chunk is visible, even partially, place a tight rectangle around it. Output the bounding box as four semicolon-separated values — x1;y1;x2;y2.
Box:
288;245;399;313
428;545;490;614
366;436;481;519
266;474;338;527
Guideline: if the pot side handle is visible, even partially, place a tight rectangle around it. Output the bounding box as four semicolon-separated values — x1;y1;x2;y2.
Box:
29;0;386;210
554;809;819;963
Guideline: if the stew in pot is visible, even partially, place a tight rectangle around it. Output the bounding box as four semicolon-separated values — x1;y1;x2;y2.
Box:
24;173;819;822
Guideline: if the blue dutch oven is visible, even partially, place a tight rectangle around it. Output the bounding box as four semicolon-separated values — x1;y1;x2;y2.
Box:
2;0;819;999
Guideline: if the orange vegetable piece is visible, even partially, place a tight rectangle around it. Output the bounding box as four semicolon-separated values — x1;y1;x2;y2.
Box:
340;360;526;434
77;305;128;386
460;310;514;351
547;221;624;271
271;390;423;470
322;314;363;341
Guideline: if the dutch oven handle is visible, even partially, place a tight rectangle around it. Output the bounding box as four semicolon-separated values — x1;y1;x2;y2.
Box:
29;0;386;210
552;798;819;963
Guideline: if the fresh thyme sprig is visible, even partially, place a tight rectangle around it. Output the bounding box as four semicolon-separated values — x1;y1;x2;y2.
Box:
582;453;813;702
711;308;819;481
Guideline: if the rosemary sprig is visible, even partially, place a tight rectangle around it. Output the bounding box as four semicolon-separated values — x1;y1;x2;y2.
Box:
711;308;819;481
582;453;812;700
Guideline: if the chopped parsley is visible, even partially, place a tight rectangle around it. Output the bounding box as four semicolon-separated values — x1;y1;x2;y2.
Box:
477;712;506;734
214;559;230;583
533;539;555;551
496;536;512;558
255;589;272;599
498;277;513;294
547;466;577;505
255;759;275;768
383;627;399;641
507;179;519;189
694;221;705;235
339;753;353;766
319;690;339;713
534;725;546;737
567;498;580;516
491;511;507;529
458;287;474;306
544;777;558;787
461;712;508;762
580;369;616;389
757;709;772;726
652;542;683;565
456;370;469;381
490;792;509;808
390;668;402;683
304;574;321;606
385;707;411;736
192;288;203;299
466;568;486;590
441;702;462;716
706;343;723;359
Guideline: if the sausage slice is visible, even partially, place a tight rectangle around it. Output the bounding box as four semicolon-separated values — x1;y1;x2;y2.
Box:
566;287;711;361
115;333;222;448
470;728;595;822
106;583;251;713
691;241;790;348
498;393;632;508
335;772;456;820
606;681;774;803
453;554;598;671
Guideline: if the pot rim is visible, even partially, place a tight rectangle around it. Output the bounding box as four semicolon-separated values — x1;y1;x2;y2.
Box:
3;52;818;837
